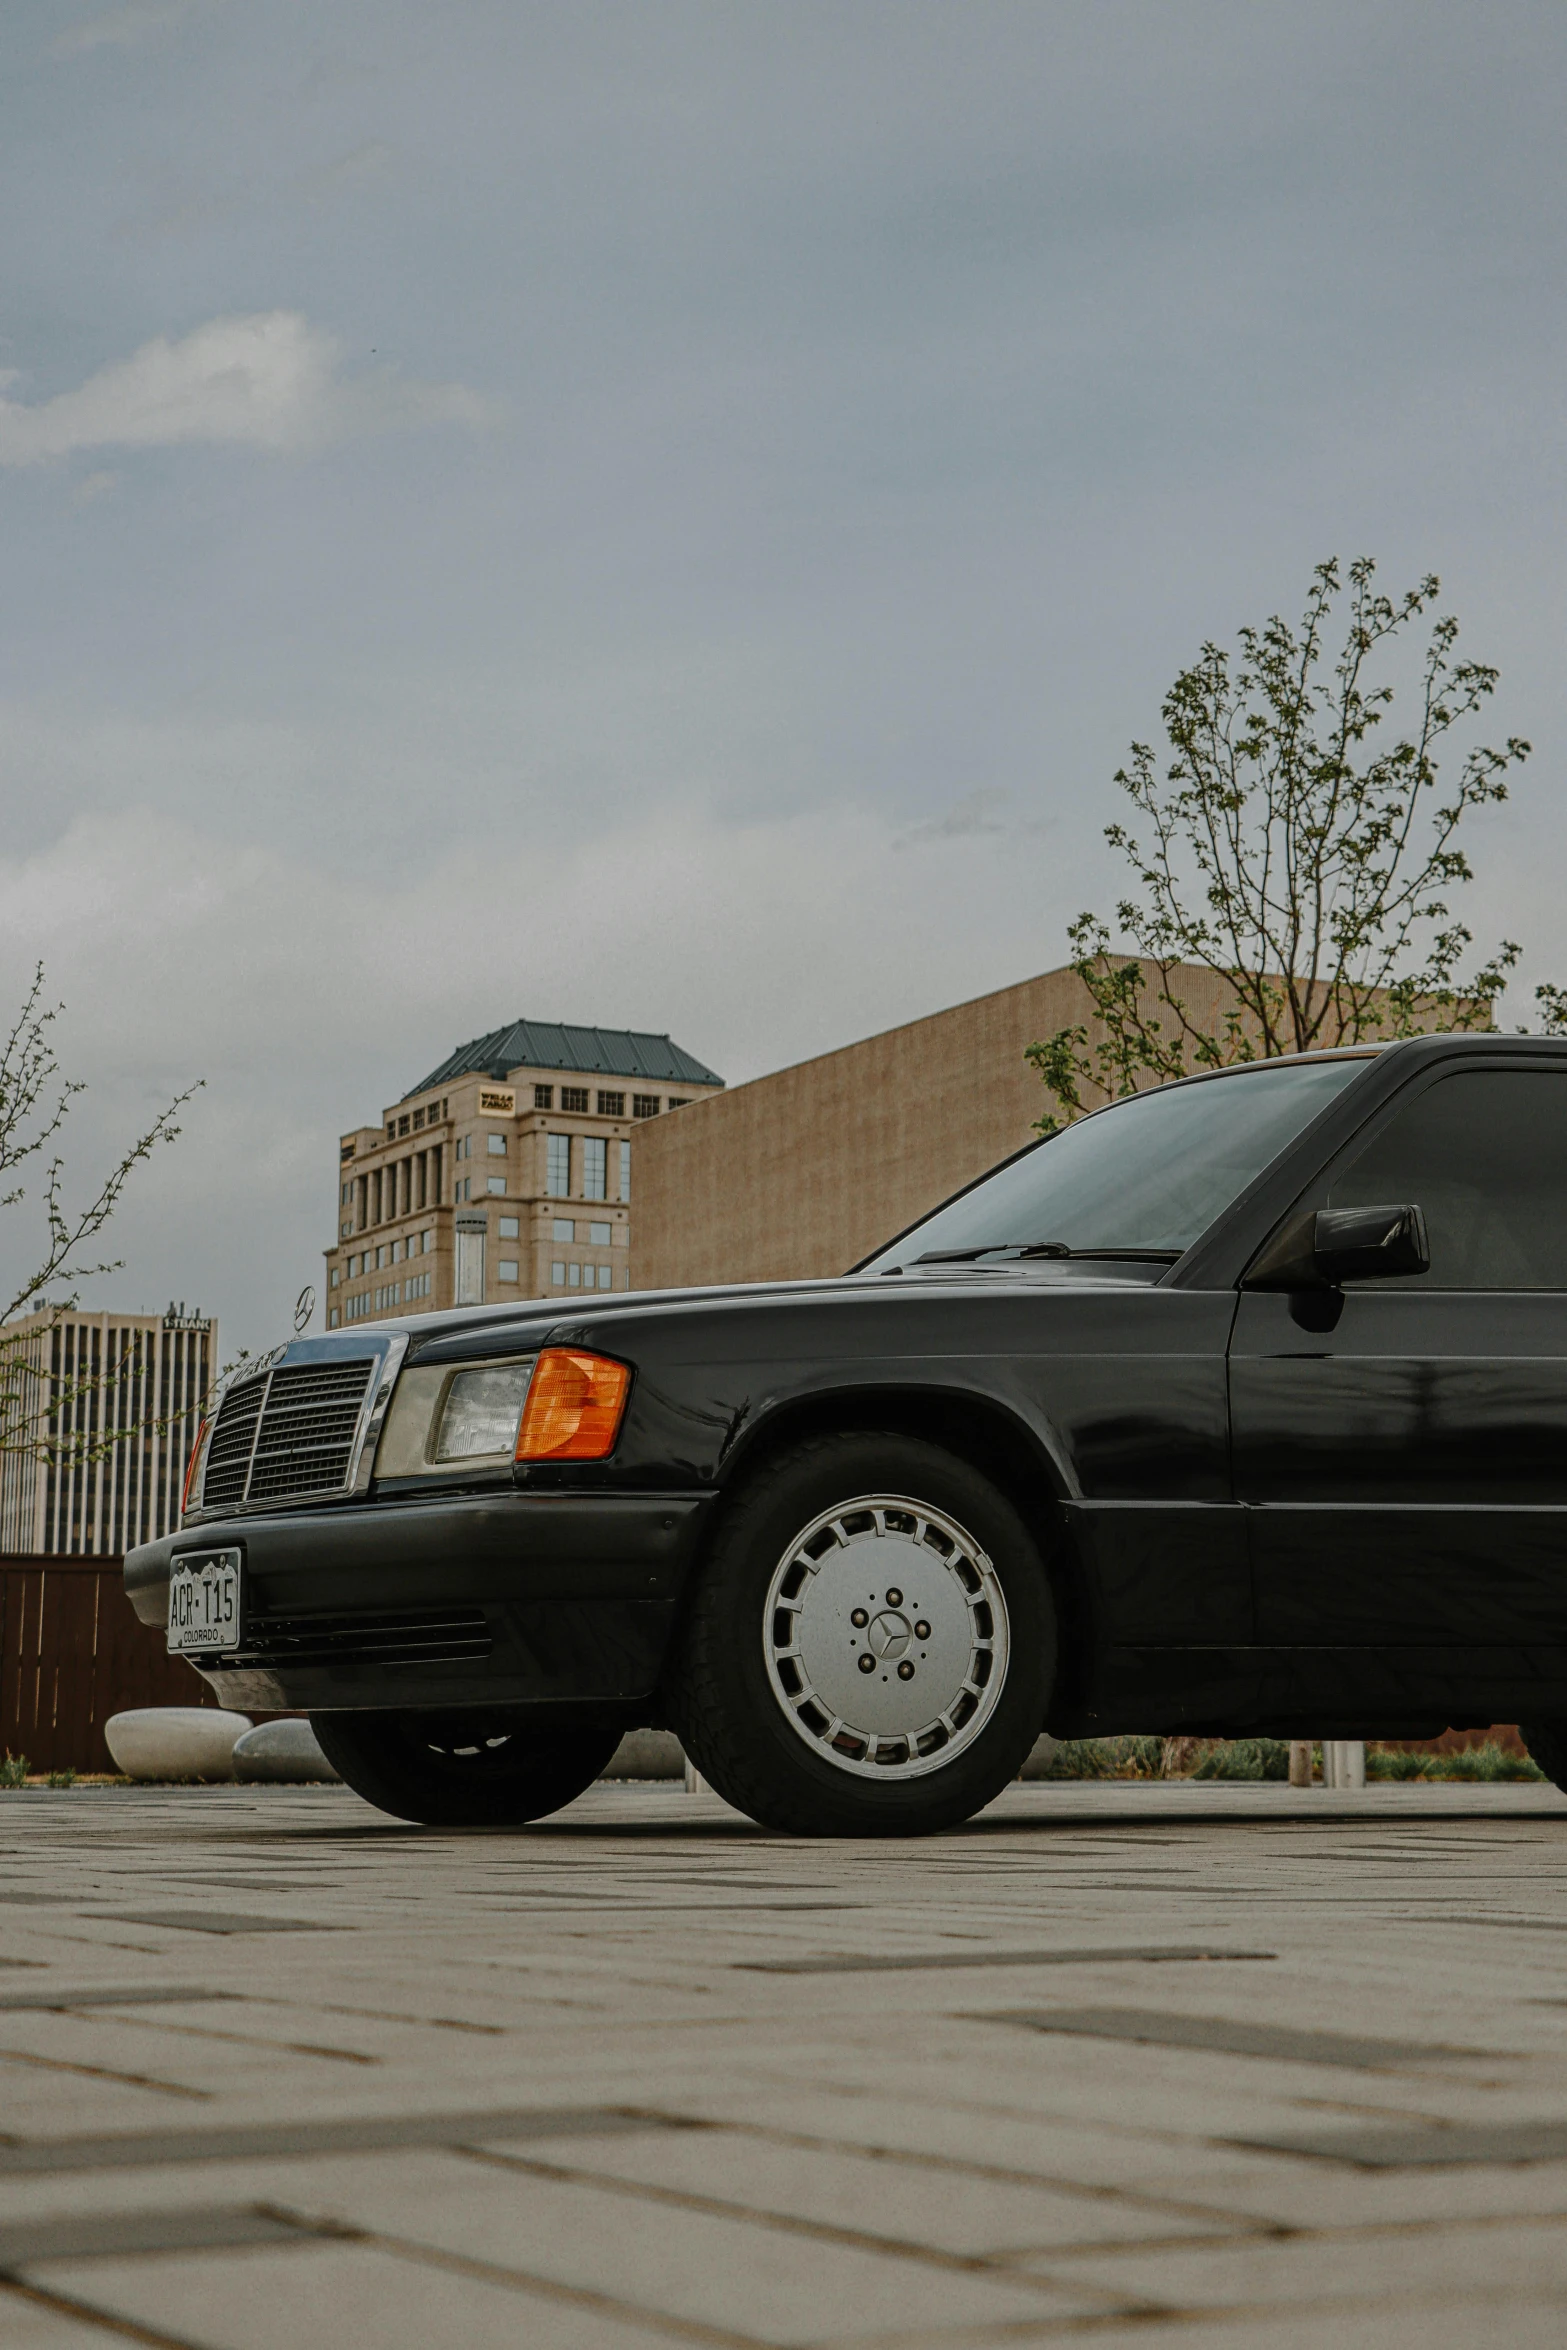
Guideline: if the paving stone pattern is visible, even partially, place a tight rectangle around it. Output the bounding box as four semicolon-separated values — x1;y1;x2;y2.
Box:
2;1777;1567;2347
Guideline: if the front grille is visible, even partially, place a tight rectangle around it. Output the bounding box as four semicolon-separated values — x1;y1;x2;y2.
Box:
201;1358;376;1512
208;1607;492;1672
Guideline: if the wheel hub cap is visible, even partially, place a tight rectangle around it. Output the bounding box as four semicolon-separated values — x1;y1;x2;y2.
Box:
762;1494;1010;1781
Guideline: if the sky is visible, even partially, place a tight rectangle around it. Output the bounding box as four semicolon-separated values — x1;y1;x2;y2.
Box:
1;0;1564;1357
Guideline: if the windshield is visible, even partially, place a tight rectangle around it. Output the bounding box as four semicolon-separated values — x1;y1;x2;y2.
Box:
863;1056;1370;1269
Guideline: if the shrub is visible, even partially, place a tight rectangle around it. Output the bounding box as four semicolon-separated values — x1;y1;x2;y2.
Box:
0;1752;29;1788
1190;1737;1291;1781
1368;1740;1544;1782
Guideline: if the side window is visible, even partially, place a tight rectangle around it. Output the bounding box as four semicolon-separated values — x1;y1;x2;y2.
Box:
1325;1069;1567;1290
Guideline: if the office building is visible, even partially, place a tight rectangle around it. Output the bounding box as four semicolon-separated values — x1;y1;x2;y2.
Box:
630;962;1252;1288
0;1304;217;1556
325;1020;724;1323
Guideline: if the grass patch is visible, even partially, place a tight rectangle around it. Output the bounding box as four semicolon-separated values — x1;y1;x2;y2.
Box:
1036;1735;1546;1782
1039;1735;1288;1780
1368;1740;1544;1783
0;1753;28;1789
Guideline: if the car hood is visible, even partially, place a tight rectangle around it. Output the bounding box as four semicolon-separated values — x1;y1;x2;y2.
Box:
396;1256;1171;1357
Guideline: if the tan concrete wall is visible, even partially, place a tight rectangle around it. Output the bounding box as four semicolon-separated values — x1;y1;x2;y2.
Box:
631;961;1245;1290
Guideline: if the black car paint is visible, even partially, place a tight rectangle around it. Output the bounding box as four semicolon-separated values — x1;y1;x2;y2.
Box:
125;1032;1567;1740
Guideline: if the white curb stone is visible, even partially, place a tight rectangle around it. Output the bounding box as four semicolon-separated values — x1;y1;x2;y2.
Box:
104;1708;252;1782
231;1720;341;1783
600;1729;686;1779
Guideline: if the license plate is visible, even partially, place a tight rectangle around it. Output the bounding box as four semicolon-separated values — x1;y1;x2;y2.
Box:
167;1549;243;1655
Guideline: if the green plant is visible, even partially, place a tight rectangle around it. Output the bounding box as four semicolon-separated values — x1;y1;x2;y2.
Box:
0;1751;29;1788
1368;1740;1544;1782
46;1768;76;1789
1190;1736;1290;1781
1039;1734;1165;1779
1027;559;1553;1131
0;963;199;1471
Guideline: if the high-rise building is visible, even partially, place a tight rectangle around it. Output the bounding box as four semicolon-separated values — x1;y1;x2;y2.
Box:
324;1020;723;1324
0;1304;217;1556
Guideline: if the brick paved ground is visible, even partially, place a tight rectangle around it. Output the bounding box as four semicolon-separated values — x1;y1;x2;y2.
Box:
2;1778;1567;2347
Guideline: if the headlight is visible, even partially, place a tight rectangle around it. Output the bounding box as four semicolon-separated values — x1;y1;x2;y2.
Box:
372;1354;537;1477
434;1363;537;1460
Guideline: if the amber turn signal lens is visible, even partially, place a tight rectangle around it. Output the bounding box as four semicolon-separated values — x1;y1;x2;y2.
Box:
515;1349;631;1462
181;1416;212;1515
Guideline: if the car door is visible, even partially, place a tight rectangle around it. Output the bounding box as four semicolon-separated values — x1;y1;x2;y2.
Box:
1228;1060;1567;1719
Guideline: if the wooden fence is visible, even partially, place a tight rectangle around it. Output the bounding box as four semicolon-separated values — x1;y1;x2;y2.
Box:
0;1554;217;1775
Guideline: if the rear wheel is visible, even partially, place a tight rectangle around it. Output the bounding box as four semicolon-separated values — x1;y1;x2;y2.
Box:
309;1708;622;1826
667;1432;1054;1835
1519;1719;1567;1795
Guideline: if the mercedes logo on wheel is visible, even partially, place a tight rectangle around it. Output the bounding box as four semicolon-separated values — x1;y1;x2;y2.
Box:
867;1609;912;1662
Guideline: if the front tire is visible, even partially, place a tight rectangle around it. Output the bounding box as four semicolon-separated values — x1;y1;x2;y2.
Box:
309;1708;622;1826
667;1432;1055;1835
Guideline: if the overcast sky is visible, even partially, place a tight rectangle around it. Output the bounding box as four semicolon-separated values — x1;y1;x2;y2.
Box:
1;0;1564;1355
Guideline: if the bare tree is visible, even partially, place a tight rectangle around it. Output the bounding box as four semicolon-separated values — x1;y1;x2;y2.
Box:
1028;558;1551;1128
0;965;199;1470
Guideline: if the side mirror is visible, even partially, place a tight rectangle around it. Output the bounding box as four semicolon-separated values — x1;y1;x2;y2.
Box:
1246;1202;1430;1291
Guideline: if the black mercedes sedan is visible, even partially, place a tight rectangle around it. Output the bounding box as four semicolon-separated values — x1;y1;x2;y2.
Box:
125;1031;1567;1834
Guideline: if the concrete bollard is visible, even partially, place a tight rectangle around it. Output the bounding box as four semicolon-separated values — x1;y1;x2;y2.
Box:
1321;1740;1366;1788
1288;1740;1313;1787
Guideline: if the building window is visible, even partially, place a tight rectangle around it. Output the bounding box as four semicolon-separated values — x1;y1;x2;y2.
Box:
456;1134;472;1160
486;1133;507;1156
552;1217;574;1242
329;1308;340;1328
330;1267;341;1287
340;1181;351;1205
588;1221;612;1245
667;1097;689;1110
391;1239;404;1263
618;1140;631;1202
632;1095;659;1119
498;1259;519;1283
498;1216;519;1239
534;1085;553;1109
546;1134;570;1196
597;1091;625;1117
341;1219;352;1240
376;1245;388;1270
552;1261;565;1284
398;1114;410;1137
568;1263;581;1287
561;1086;589;1114
595;1265;611;1289
412;1107;425;1130
582;1138;607;1201
386;1122;396;1141
486;1175;506;1196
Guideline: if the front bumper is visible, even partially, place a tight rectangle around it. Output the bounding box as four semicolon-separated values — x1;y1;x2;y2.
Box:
124;1489;711;1714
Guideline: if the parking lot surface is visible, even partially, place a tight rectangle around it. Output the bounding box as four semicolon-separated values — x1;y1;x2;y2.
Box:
3;1777;1567;2347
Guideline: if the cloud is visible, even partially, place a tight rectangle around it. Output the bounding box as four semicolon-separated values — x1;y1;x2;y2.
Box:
51;1;211;58
0;313;494;467
895;789;1054;849
0;794;1061;1352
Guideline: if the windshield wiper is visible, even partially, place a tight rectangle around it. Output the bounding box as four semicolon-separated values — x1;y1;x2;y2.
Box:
914;1242;1072;1264
910;1243;1181;1268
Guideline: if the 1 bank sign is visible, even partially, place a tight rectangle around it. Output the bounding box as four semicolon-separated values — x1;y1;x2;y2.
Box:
478;1087;516;1115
